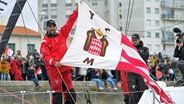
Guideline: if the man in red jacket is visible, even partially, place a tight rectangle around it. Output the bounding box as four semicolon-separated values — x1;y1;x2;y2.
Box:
40;7;78;104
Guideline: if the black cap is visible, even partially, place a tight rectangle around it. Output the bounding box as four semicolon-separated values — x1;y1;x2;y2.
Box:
46;20;56;26
131;34;140;40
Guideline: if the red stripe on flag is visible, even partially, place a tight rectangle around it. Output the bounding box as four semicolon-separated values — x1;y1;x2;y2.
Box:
121;34;137;50
116;34;175;103
116;61;149;79
121;49;149;70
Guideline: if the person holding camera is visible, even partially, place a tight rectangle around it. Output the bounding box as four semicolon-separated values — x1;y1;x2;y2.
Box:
172;32;184;86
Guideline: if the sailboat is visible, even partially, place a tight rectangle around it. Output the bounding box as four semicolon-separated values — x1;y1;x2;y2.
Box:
139;81;184;104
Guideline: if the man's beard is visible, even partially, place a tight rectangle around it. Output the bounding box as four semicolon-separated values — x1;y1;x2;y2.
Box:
46;30;57;38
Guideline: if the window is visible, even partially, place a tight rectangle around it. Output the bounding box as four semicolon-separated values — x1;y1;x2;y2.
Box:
27;44;35;52
155;20;160;26
146;19;151;25
155;32;160;38
105;0;109;6
66;3;72;6
146;7;151;14
42;4;48;7
165;8;174;18
44;15;48;19
7;43;15;55
119;14;122;19
155;8;159;14
165;31;174;42
147;32;151;38
42;9;48;13
51;15;57;19
66;10;72;18
51;3;57;7
66;15;69;18
51;9;57;19
119;2;122;7
120;26;123;31
92;2;98;6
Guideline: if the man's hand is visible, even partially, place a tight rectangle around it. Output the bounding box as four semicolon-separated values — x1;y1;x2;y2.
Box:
176;43;183;47
54;62;62;68
117;81;121;88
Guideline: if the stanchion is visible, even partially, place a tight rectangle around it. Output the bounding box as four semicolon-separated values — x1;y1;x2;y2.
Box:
47;90;55;104
20;90;26;104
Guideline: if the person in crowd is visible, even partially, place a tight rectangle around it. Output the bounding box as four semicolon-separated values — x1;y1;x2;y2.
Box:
1;56;11;80
120;34;149;104
15;50;22;61
37;57;48;80
0;60;2;80
32;49;40;60
85;68;93;81
35;56;42;80
75;67;87;81
90;69;104;90
158;52;164;63
21;58;29;80
155;62;163;80
171;32;184;86
14;67;23;80
33;49;40;71
9;57;20;80
168;66;174;81
27;61;41;88
101;69;117;90
40;6;78;104
26;51;32;61
164;54;170;63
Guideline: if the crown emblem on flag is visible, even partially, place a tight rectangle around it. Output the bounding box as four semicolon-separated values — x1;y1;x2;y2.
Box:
83;28;109;57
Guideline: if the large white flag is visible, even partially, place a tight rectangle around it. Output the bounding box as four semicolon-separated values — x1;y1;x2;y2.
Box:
0;0;15;22
61;2;174;104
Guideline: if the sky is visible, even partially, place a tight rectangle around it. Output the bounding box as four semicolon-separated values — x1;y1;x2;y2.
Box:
0;0;38;31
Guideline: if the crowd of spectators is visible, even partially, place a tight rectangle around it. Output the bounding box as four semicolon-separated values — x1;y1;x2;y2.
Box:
0;49;175;90
149;52;174;81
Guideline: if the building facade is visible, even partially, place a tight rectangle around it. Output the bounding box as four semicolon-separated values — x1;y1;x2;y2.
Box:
161;0;184;56
38;0;184;57
121;0;184;56
0;25;41;57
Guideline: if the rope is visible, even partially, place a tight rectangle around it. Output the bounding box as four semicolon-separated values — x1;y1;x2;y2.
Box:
125;0;135;35
16;0;30;46
0;88;182;104
0;89;183;97
83;90;91;104
56;68;77;104
73;68;93;81
125;0;132;36
0;87;32;104
26;0;44;37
